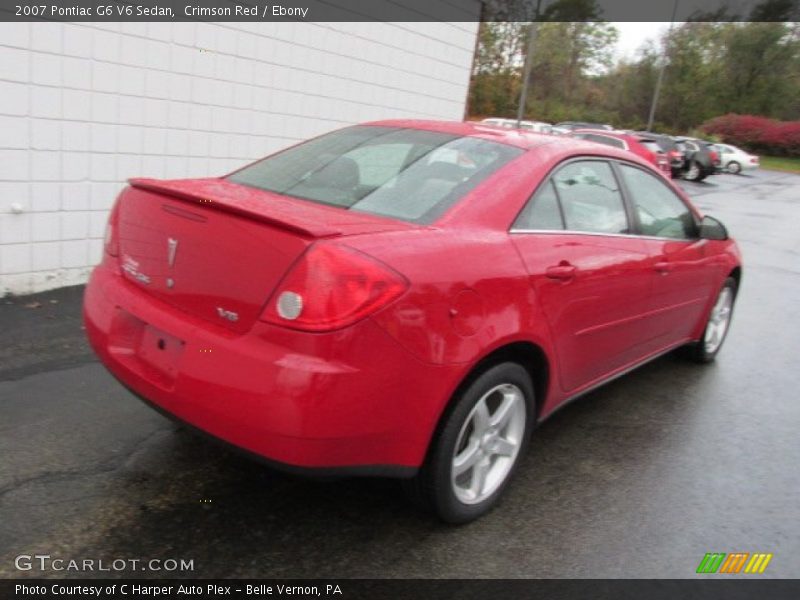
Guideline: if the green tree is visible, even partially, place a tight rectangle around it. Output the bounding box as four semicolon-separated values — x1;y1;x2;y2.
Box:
467;18;800;132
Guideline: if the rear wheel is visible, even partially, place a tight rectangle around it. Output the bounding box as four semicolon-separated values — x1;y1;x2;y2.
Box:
728;161;741;174
685;277;737;363
404;362;534;523
684;161;705;182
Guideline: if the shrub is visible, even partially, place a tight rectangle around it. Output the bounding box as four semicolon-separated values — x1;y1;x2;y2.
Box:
701;114;800;157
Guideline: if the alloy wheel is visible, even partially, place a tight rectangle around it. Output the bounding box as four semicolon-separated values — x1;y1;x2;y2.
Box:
704;287;734;354
450;383;526;505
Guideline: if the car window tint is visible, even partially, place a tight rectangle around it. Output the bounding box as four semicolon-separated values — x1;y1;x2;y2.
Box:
553;161;628;234
595;135;625;149
514;180;564;230
346;143;412;188
228;126;523;224
619;164;696;239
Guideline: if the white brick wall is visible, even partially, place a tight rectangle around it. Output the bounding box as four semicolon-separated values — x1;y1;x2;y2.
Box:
0;16;479;295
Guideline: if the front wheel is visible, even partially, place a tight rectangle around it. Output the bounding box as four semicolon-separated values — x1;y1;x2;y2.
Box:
685;277;737;363
403;362;534;523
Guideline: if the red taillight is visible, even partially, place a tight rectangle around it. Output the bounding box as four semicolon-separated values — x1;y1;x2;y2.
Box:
104;200;120;257
710;150;719;163
261;244;408;332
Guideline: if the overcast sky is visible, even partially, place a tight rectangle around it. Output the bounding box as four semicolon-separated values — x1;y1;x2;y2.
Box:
612;22;674;62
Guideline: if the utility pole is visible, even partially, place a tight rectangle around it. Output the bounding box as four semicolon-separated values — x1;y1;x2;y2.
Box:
516;0;543;127
646;0;680;131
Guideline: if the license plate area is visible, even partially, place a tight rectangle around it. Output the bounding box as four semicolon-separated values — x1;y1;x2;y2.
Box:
109;309;185;389
138;325;184;381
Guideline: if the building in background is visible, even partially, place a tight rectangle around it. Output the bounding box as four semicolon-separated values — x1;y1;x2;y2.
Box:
0;14;478;295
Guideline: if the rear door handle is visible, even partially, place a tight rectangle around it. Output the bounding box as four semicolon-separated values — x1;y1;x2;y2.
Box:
654;261;673;275
546;263;577;281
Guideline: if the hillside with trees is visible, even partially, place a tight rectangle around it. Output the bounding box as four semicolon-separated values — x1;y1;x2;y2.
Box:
468;20;800;137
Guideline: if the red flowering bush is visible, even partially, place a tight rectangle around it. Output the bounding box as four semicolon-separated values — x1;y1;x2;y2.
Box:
701;114;800;157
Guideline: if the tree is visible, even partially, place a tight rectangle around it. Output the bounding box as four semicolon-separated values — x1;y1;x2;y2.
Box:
467;18;800;132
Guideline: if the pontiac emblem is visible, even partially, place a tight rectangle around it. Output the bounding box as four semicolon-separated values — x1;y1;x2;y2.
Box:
167;238;179;267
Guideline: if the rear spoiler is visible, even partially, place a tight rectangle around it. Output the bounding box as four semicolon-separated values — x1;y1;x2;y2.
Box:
128;178;332;239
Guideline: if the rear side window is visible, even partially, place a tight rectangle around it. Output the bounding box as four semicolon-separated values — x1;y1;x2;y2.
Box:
619;164;696;239
553;161;629;234
228;126;523;224
513;180;564;230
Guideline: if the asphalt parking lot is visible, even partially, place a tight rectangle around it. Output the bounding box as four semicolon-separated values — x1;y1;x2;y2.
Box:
1;169;799;579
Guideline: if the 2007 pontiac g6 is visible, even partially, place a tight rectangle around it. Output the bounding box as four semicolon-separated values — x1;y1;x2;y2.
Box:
85;121;741;522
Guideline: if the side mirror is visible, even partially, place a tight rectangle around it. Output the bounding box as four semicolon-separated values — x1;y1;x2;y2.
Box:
699;215;728;241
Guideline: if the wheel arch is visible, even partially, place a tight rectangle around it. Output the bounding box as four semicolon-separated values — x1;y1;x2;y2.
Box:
464;341;550;423
728;265;742;288
416;339;551;470
440;340;549;432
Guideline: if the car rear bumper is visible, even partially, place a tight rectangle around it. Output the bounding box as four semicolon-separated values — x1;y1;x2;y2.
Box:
84;264;462;475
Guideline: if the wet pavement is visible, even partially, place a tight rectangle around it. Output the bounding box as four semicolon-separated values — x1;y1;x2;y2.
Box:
1;169;799;579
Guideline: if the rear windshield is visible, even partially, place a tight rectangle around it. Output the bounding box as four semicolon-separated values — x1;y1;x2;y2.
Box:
652;136;677;152
638;140;663;154
228;126;523;224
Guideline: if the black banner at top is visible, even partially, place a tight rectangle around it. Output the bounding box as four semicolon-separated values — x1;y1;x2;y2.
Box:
1;0;798;22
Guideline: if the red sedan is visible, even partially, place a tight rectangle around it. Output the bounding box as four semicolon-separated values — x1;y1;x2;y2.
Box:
570;129;673;176
84;121;741;523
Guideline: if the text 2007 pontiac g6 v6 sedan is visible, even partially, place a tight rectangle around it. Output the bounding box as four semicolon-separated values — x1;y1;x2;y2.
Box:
84;121;741;522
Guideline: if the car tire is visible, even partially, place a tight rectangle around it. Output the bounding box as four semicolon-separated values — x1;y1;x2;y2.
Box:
684;161;703;181
728;161;741;174
684;277;738;363
403;362;534;524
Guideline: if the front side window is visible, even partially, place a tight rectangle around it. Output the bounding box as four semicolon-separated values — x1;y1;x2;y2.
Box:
228;126;523;224
552;160;629;234
619;164;696;239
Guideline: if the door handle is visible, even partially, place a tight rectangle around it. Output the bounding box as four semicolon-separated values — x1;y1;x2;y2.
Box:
546;263;577;281
654;261;673;275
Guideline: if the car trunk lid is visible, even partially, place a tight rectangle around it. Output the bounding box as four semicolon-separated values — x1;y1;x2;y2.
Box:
116;177;415;333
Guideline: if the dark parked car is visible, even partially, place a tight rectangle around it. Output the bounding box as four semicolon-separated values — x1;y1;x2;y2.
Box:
674;138;721;182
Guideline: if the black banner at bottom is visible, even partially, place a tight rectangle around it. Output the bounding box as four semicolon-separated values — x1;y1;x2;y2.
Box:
4;579;800;600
